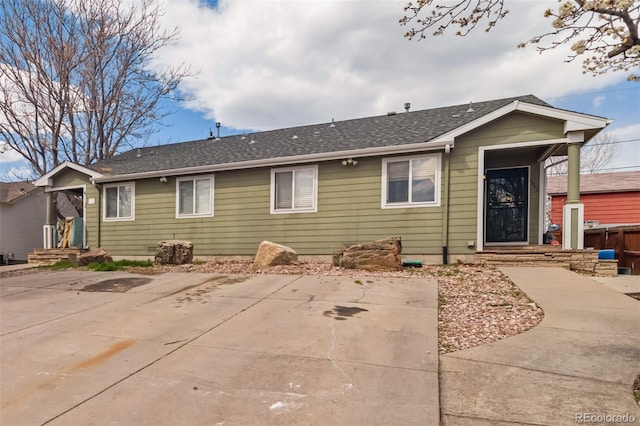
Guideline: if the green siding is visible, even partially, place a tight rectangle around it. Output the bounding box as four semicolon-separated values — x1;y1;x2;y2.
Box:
54;111;565;259
99;157;445;256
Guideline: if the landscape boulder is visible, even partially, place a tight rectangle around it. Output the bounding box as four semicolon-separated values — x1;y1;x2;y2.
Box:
253;241;298;268
333;237;402;271
155;240;193;265
78;247;112;266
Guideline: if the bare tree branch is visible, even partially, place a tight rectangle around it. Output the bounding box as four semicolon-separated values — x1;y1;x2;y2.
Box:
0;0;194;176
401;0;640;80
545;132;618;175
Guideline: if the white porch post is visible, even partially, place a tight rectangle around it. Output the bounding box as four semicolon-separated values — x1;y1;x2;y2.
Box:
43;190;56;249
562;132;584;249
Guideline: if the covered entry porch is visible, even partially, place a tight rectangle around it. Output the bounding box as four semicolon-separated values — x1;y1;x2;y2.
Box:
476;130;594;253
33;162;104;260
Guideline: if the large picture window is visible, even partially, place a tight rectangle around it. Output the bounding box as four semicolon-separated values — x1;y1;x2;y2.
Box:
382;154;441;208
176;176;214;218
103;182;135;221
270;165;318;214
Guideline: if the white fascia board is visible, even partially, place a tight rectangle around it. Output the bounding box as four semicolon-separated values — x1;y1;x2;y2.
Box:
34;161;104;186
431;101;611;145
92;141;450;183
515;102;611;134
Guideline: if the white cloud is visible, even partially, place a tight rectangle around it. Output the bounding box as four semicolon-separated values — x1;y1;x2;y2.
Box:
602;124;640;171
151;0;627;131
0;146;34;181
0;145;25;164
592;95;605;108
7;165;33;180
607;123;640;141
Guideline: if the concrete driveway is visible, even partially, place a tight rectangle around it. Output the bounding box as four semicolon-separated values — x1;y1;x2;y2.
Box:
1;271;438;425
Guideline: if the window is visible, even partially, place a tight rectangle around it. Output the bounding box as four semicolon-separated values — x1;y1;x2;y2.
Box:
270;165;318;213
176;176;214;218
382;154;440;208
103;182;135;221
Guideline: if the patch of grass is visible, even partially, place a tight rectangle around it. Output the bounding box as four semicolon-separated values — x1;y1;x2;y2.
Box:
86;259;153;271
634;373;640;405
354;279;362;285
41;260;77;270
434;265;462;277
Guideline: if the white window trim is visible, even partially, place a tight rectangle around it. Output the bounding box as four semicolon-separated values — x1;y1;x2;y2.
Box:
103;181;135;221
381;154;441;209
175;175;215;219
270;165;318;214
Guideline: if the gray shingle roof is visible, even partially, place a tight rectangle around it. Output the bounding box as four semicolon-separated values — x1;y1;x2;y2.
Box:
93;95;550;176
547;171;640;195
0;181;40;204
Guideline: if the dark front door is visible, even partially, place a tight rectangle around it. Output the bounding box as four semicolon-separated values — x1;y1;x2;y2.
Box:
485;167;528;243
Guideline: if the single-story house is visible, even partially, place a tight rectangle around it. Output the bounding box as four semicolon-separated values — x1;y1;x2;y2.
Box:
34;95;610;262
548;171;640;228
0;181;45;262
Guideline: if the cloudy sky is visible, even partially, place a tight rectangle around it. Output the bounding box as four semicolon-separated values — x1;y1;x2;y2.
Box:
1;0;638;179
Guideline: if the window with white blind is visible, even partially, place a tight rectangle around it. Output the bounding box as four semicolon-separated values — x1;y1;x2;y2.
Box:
176;175;214;218
382;154;440;208
103;182;135;221
270;165;318;214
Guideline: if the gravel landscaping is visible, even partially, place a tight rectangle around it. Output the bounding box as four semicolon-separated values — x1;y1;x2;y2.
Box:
1;261;544;354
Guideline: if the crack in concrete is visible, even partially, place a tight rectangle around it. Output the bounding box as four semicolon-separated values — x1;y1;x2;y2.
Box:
327;323;355;391
355;285;369;303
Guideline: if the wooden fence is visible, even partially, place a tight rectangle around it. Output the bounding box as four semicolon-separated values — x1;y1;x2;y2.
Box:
583;225;640;275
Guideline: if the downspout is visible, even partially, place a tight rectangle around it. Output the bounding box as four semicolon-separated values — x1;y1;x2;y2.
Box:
442;144;452;264
93;182;102;248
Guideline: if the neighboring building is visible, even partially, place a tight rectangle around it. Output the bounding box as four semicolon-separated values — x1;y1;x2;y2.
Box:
548;171;640;228
34;95;610;262
0;181;45;262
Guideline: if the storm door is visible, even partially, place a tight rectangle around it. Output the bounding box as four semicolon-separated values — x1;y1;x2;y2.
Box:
485;167;529;244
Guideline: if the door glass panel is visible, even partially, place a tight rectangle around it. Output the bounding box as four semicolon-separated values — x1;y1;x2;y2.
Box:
485;168;528;243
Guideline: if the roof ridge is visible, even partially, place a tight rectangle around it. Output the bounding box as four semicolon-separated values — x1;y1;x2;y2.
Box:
89;94;608;178
122;94;547;154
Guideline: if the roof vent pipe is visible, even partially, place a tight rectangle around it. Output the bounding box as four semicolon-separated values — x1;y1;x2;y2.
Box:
404;102;411;112
207;128;214;140
215;122;221;140
466;101;474;112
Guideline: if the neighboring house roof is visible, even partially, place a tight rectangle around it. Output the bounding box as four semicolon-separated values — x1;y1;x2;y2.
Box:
547;171;640;195
0;181;41;205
